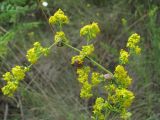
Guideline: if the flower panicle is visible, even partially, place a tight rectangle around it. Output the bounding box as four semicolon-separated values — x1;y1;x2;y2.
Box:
80;22;100;41
114;65;132;88
26;42;49;64
119;49;129;65
49;9;69;26
127;33;141;55
2;65;27;96
76;66;93;99
54;31;68;46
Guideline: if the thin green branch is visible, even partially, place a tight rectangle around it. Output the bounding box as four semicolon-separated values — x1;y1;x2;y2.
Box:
87;57;113;76
48;42;56;50
63;42;113;76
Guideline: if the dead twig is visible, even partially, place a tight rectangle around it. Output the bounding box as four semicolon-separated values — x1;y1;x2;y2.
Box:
4;103;8;120
18;95;25;120
0;26;7;33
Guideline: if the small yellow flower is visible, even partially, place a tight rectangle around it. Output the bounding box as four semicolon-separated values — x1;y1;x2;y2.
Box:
91;72;103;86
107;88;135;109
49;9;69;25
2;72;13;82
77;66;90;84
80;81;93;99
80;22;100;41
76;66;92;99
26;42;48;64
54;31;68;44
115;88;135;108
26;48;37;64
33;42;41;47
1;81;18;96
105;84;116;93
119;49;129;64
71;44;94;65
71;55;84;65
80;44;94;56
11;66;25;81
127;33;140;46
127;33;141;55
114;65;132;88
1;65;27;96
92;97;106;119
93;97;104;112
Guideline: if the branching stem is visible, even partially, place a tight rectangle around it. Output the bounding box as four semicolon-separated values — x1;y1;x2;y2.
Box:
63;42;113;76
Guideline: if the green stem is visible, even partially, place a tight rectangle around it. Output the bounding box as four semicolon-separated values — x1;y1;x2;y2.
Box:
48;42;56;50
104;111;110;120
64;42;81;52
63;42;113;76
27;64;33;69
59;22;62;31
87;57;113;76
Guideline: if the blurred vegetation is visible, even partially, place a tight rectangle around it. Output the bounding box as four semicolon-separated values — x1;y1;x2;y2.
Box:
0;0;160;120
0;0;41;57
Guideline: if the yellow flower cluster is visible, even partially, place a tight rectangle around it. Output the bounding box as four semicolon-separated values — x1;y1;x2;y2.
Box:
2;72;13;82
71;55;84;65
108;88;135;108
49;9;69;25
92;97;105;120
11;66;26;81
105;84;134;119
80;44;94;56
80;81;93;98
105;84;116;93
77;66;92;98
119;49;130;64
26;42;49;64
114;65;132;88
2;82;18;97
80;22;100;41
77;66;90;84
54;31;68;45
102;64;135;119
127;33;141;54
91;72;103;86
2;66;26;96
71;44;94;65
104;85;135;119
76;65;106;99
104;33;141;119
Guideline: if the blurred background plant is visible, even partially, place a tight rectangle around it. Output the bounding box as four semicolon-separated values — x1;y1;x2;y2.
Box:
0;0;160;120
